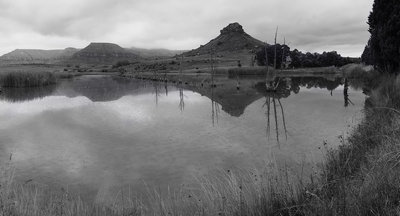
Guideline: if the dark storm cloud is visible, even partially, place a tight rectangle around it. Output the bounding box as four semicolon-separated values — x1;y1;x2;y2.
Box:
0;0;373;56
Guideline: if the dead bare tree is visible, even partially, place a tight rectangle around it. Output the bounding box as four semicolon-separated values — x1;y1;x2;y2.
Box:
179;55;183;84
274;26;278;70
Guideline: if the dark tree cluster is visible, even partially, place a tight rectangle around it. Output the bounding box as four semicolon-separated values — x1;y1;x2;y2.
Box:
363;0;400;73
256;45;356;68
113;60;131;68
255;44;290;68
290;50;354;68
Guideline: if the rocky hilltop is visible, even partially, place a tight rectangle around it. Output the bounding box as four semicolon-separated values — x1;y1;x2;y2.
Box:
184;22;264;56
70;43;139;64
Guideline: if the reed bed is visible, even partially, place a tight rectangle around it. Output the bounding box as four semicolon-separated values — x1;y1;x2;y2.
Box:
0;71;57;88
0;159;308;216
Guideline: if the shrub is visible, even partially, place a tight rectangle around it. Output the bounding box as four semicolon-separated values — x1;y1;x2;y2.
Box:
113;60;130;68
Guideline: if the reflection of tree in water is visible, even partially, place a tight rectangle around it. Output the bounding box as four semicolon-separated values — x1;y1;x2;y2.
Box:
255;76;354;145
259;76;353;107
343;78;354;107
0;84;57;102
178;84;185;112
257;79;289;146
289;77;342;92
164;83;168;97
153;81;160;106
211;86;221;126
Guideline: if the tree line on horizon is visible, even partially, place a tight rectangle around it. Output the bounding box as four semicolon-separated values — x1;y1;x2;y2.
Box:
255;44;359;69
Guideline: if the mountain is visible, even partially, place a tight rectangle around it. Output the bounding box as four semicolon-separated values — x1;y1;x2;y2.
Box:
0;48;79;63
70;42;139;64
127;47;187;58
184;22;264;56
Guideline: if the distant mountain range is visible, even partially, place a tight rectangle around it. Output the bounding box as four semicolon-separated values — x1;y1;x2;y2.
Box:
0;48;79;63
0;22;264;64
0;44;187;64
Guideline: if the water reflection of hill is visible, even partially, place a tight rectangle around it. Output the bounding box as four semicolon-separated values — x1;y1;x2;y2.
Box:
0;76;164;103
187;76;345;117
55;76;158;102
0;76;355;116
185;79;264;117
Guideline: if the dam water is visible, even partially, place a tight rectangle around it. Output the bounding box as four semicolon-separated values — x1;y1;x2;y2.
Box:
0;75;366;199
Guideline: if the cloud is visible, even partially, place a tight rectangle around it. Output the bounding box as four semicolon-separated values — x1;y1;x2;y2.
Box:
0;0;373;56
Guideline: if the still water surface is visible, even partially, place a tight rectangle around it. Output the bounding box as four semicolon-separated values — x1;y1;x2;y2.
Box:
0;75;366;198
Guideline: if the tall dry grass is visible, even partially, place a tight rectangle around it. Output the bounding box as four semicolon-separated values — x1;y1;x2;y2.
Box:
0;71;57;88
0;159;308;216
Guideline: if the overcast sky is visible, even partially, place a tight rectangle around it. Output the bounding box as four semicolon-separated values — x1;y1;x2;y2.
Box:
0;0;373;57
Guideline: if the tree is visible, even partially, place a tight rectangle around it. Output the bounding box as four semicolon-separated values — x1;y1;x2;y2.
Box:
113;60;130;68
290;49;303;68
361;39;374;65
257;46;356;68
367;0;400;73
256;43;290;68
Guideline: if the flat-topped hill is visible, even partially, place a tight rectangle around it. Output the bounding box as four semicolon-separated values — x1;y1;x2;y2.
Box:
71;43;139;64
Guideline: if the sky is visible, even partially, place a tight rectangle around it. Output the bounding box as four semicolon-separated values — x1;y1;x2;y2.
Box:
0;0;374;57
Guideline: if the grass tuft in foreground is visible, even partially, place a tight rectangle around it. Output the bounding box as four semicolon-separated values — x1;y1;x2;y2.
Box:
0;160;308;216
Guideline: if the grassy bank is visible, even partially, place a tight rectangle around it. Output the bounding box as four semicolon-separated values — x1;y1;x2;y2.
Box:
296;74;400;215
1;72;399;215
0;71;57;88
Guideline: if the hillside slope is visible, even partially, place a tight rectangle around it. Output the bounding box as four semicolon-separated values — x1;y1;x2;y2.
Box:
127;47;186;58
184;23;264;56
0;48;79;63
